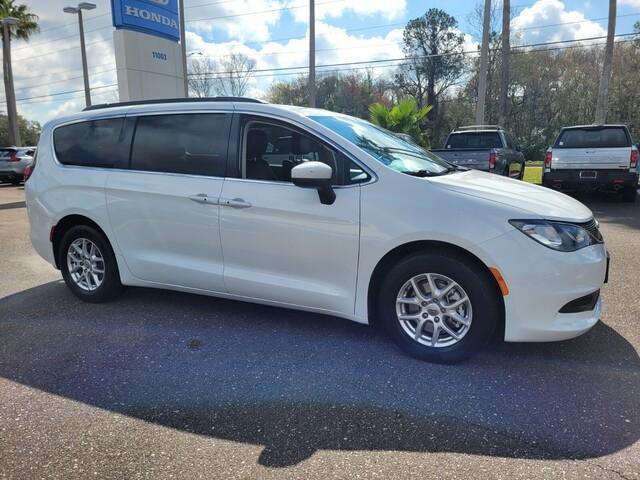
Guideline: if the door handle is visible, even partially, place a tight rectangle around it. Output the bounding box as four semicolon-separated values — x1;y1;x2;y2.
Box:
188;193;218;205
222;197;252;209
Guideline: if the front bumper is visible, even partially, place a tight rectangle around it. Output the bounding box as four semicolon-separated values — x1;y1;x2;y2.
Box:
477;229;607;342
542;169;638;192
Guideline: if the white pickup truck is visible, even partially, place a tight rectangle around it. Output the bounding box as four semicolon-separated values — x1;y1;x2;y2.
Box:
542;124;638;202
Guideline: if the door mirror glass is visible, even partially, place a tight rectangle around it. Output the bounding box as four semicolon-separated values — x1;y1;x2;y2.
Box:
291;161;335;205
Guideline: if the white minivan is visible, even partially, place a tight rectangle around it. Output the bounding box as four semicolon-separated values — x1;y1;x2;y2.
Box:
25;98;609;363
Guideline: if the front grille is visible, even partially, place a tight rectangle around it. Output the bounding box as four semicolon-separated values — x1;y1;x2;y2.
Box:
575;219;604;243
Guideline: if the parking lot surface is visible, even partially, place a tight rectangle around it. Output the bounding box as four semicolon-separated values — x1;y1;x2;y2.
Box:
0;183;638;479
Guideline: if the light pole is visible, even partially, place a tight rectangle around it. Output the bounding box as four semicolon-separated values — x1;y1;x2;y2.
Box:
309;0;316;107
1;16;20;146
64;2;96;108
179;0;188;97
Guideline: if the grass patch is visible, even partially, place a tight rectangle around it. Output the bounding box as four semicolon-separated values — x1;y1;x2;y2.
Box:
523;165;542;184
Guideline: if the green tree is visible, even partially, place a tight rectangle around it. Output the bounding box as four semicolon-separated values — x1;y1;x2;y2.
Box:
0;0;39;146
396;8;466;142
369;98;433;147
0;114;40;146
267;71;390;118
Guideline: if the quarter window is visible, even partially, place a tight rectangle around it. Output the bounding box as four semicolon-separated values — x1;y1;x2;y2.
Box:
54;118;130;169
131;113;230;176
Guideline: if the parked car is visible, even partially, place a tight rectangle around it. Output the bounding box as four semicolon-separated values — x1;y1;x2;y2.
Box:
25;98;608;363
431;125;525;178
0;146;36;184
542;124;638;202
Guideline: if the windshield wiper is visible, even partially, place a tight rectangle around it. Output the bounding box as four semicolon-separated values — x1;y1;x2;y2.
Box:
401;170;442;177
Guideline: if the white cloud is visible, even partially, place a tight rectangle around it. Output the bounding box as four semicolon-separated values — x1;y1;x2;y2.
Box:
619;0;640;7
186;0;286;43
289;0;407;23
1;0;117;124
511;0;607;45
187;21;405;95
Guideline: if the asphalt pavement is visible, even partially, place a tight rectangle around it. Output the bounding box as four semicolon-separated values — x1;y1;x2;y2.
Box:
0;183;638;479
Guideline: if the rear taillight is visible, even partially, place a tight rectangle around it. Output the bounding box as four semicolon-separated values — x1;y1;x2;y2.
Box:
630;149;638;171
23;163;34;182
489;151;497;170
544;150;552;171
8;151;18;162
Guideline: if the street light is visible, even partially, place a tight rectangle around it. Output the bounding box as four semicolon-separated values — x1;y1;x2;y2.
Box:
1;16;21;146
63;2;96;107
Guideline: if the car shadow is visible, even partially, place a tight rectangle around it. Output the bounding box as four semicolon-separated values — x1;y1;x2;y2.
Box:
0;281;638;467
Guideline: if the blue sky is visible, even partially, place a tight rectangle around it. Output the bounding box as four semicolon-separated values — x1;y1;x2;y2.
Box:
8;0;640;124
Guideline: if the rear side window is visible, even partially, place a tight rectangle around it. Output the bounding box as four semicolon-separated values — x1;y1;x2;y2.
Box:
54;118;130;168
446;132;502;149
555;127;631;148
131;113;230;177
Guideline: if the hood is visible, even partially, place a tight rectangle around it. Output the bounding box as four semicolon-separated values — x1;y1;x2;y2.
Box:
427;170;593;222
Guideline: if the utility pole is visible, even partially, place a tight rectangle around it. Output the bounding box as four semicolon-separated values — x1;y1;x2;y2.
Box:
499;0;510;128
64;3;96;108
475;0;491;125
595;0;616;124
1;17;20;146
179;0;188;97
309;0;316;107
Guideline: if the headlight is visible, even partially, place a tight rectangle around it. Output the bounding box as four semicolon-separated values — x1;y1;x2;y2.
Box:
509;219;599;252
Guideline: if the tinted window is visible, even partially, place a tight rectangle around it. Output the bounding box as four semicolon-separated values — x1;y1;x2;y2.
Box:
446;132;502;149
555;127;631;148
243;120;369;185
131;114;229;176
54;118;130;168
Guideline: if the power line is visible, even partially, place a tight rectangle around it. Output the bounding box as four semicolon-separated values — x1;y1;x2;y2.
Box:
187;33;638;78
10;37;636;105
187;0;346;23
12;13;111;52
12;68;118;92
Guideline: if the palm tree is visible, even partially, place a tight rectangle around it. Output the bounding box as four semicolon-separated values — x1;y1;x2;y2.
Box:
595;0;616;124
369;98;433;147
0;0;38;146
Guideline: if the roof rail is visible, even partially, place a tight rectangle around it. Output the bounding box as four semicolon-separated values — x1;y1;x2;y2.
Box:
457;125;505;131
83;96;266;111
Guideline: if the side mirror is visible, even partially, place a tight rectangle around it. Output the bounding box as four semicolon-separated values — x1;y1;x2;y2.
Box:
291;161;336;205
515;145;522;152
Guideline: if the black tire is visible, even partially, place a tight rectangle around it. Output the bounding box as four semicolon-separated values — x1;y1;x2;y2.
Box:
58;225;123;303
622;186;637;203
378;251;500;364
518;162;525;180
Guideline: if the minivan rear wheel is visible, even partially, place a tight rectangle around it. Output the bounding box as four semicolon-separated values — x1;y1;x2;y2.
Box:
378;251;500;363
58;225;123;303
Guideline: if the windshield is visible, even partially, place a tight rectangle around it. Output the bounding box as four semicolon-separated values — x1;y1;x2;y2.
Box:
310;115;452;176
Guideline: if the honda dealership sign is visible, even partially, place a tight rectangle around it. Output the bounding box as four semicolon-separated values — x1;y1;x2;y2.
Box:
111;0;180;42
111;0;185;101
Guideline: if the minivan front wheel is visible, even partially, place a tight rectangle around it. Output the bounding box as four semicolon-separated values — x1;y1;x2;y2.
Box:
59;225;123;303
379;252;500;363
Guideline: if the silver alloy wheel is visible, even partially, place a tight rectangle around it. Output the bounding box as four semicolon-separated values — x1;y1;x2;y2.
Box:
396;273;473;348
66;238;105;292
